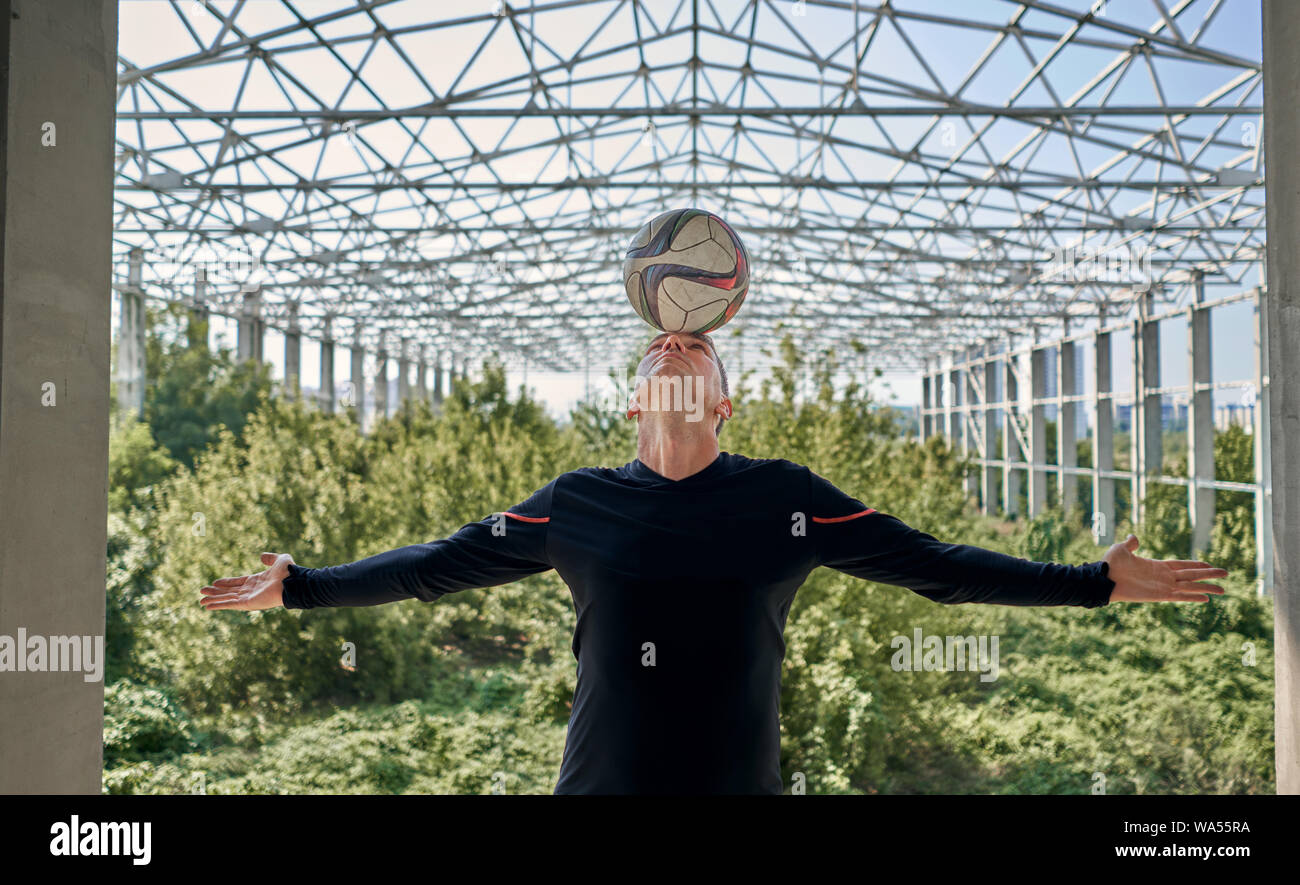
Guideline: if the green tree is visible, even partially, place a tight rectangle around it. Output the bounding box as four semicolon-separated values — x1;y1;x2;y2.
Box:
137;302;273;469
106;328;1274;795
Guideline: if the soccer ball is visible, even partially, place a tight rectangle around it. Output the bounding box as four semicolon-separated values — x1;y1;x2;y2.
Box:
622;208;751;334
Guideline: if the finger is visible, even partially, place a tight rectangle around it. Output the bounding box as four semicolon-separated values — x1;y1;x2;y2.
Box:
261;552;278;565
210;575;249;588
201;598;245;611
1161;560;1215;569
199;585;239;596
1125;534;1139;551
1173;581;1225;594
200;592;242;605
1168;568;1229;581
1166;589;1215;602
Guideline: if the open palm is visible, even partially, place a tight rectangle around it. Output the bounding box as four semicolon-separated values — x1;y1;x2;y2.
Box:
1102;534;1227;603
199;552;294;611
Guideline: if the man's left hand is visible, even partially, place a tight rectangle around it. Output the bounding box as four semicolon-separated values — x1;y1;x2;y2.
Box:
1102;534;1228;603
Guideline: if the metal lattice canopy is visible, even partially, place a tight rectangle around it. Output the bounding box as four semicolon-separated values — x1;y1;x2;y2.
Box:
113;0;1264;376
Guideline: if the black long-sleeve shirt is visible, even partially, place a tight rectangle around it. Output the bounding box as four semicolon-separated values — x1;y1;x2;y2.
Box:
281;451;1113;794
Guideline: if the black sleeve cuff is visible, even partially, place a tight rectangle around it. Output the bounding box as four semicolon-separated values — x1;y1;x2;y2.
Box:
1077;560;1115;608
281;563;310;610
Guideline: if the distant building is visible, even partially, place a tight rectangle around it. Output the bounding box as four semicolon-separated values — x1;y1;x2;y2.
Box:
1215;403;1255;432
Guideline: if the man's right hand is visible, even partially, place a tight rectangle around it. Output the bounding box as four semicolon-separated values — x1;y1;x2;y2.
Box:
200;552;295;611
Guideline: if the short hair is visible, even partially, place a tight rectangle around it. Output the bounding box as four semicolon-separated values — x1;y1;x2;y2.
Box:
645;331;730;436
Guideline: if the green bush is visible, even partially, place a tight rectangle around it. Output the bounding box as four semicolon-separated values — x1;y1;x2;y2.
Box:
104;327;1275;794
103;680;196;766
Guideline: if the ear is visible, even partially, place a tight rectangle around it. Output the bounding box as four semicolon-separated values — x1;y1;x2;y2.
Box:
626;391;640;421
717;397;733;419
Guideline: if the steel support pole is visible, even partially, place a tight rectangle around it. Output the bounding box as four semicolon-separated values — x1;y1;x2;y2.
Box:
374;332;389;423
188;275;209;350
1003;346;1022;518
1059;339;1079;513
1092;328;1116;545
921;366;933;440
1133;291;1162;525
397;337;411;408
947;361;960;444
1187;285;1215;557
350;326;366;425
116;247;146;415
1028;346;1048;517
982;353;998;515
963;347;979;501
319;319;335;414
237;289;263;364
284;302;301;400
417;344;429;406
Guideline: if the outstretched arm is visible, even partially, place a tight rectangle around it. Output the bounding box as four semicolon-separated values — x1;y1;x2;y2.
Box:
808;470;1225;607
199;480;556;612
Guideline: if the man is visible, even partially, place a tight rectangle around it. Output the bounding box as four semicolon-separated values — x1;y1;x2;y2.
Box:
200;330;1227;795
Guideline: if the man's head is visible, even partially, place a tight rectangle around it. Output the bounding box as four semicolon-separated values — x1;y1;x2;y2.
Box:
628;330;732;436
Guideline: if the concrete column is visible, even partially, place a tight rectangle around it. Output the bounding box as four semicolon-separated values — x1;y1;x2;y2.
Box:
397;336;411;407
319;317;335;414
350;327;366;424
1092;328;1116;545
1059;339;1079;513
0;0;118;793
941;363;951;443
921;368;933;440
962;348;979;501
946;361;959;443
284;302;301;400
433;356;444;408
416;344;428;405
1028;346;1048;516
1187;288;1215;557
115;247;146;415
1133;291;1162;524
1262;0;1298;794
188;275;209;350
1130;316;1143;523
374;332;388;422
930;367;942;440
1003;347;1022;518
238;289;263;363
981;353;998;515
1253;290;1274;593
1142;305;1163;477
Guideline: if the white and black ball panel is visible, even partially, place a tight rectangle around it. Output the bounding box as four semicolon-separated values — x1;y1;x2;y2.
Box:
658;286;730;332
664;212;714;251
627;220;653;251
660;275;734;313
681;300;731;333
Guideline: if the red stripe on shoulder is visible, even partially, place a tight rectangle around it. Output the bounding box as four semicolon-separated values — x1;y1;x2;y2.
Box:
811;508;877;523
503;511;549;523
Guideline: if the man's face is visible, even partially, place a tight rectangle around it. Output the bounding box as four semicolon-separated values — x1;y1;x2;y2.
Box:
631;331;726;430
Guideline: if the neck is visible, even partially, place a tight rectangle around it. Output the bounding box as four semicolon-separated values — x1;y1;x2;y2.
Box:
636;421;719;481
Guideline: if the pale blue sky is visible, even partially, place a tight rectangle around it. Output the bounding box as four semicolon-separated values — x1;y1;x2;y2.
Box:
114;0;1266;422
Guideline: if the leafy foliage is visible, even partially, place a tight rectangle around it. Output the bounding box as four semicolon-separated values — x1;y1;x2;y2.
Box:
104;322;1275;794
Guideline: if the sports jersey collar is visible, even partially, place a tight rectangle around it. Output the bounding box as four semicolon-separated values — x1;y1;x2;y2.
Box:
626;451;728;485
